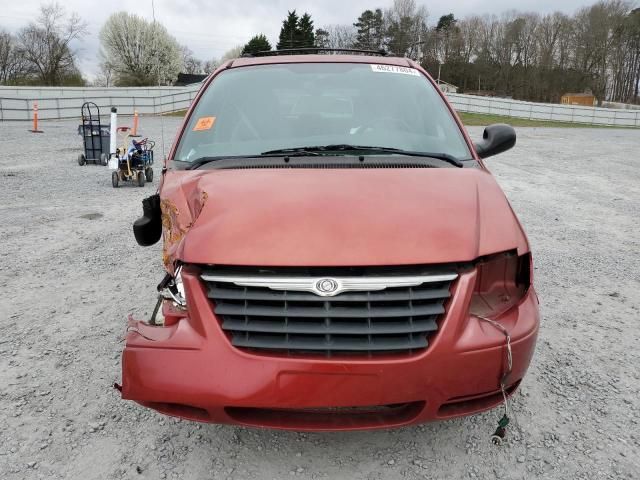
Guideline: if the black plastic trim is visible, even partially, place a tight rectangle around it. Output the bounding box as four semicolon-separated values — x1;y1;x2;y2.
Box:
231;334;429;352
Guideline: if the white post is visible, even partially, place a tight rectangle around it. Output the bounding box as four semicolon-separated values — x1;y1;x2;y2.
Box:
110;106;118;156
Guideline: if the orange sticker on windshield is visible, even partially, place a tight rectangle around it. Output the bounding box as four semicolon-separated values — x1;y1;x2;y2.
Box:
193;116;216;131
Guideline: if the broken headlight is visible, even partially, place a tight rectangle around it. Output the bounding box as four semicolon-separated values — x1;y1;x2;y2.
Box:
162;267;187;308
469;252;531;319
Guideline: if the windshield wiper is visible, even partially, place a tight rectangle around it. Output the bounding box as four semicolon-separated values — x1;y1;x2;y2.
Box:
261;145;464;168
183;145;464;170
184;151;323;170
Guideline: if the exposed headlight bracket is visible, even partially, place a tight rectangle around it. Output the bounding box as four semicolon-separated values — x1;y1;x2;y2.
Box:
157;266;187;309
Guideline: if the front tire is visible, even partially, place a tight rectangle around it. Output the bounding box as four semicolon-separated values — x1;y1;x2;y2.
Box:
112;171;119;188
77;154;86;166
145;167;153;183
137;171;145;187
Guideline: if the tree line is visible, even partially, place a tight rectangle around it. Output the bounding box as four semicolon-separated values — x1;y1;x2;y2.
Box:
419;2;640;104
242;0;640;104
1;0;638;104
0;3;217;87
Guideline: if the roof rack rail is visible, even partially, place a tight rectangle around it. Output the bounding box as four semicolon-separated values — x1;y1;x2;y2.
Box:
244;48;388;58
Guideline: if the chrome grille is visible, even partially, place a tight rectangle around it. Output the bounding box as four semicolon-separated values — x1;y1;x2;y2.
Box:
201;266;457;356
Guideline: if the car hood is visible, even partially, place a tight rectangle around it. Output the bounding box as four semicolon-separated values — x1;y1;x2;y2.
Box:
160;167;529;268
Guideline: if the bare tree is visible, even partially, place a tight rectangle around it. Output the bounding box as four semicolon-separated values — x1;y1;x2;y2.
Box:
16;2;86;85
203;58;220;73
220;46;244;62
384;0;428;58
181;46;204;74
608;6;640;102
571;2;628;103
93;61;114;87
536;12;566;68
0;30;28;84
317;25;357;49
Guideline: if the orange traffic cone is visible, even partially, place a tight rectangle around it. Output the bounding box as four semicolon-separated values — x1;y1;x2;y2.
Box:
30;101;44;133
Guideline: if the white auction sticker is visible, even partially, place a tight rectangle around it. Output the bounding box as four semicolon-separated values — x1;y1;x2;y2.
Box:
370;64;420;76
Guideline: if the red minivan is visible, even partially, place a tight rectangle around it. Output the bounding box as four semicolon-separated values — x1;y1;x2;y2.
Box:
121;52;539;431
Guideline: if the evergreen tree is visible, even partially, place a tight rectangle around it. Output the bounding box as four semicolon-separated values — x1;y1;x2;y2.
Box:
297;13;315;48
436;14;457;32
315;28;330;48
277;11;299;50
277;10;315;50
354;9;384;50
242;34;272;56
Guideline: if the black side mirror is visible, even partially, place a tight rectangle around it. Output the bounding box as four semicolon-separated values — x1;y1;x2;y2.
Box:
473;124;516;159
133;194;162;246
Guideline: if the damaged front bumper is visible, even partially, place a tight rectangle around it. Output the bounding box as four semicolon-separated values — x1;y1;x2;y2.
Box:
119;268;539;431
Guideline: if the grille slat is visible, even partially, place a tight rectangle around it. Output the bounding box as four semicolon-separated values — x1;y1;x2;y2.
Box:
222;317;438;335
231;333;429;351
208;286;451;302
201;266;456;356
214;302;444;319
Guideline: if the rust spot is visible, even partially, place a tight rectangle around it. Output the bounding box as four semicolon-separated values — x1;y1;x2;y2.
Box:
161;199;188;269
159;184;208;270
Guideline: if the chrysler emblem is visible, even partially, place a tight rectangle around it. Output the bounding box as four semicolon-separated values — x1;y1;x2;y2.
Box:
315;278;339;296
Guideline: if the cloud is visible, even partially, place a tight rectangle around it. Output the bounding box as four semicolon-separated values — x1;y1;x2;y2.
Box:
0;0;597;80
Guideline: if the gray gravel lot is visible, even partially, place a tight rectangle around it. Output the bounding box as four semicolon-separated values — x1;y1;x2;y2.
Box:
0;118;639;480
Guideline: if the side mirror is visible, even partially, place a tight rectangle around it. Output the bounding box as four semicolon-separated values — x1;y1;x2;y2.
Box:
133;194;162;246
473;124;516;159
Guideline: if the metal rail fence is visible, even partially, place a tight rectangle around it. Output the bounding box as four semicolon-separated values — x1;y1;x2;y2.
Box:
1;85;639;126
447;93;640;127
0;85;201;121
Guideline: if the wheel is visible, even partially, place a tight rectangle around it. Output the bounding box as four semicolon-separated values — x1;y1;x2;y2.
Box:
137;171;145;187
112;171;119;188
100;153;108;166
77;154;86;166
145;167;153;183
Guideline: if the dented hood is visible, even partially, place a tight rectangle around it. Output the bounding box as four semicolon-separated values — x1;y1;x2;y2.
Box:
160;167;528;267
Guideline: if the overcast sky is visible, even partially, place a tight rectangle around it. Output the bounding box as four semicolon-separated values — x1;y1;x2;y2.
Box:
0;0;600;79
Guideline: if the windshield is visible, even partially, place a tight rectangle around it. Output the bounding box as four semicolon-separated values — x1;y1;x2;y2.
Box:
174;63;471;162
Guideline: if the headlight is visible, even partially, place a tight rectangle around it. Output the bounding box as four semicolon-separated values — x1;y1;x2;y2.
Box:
469;252;531;319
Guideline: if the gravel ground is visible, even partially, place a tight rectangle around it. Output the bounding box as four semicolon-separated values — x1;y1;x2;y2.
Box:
0;118;639;480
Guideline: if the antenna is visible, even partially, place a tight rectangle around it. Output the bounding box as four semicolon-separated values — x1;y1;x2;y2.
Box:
151;0;166;164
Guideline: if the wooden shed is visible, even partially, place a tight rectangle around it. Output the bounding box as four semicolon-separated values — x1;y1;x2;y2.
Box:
561;93;596;106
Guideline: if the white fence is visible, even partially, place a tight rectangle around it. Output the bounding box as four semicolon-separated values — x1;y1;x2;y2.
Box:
1;84;639;127
447;93;640;127
0;85;201;121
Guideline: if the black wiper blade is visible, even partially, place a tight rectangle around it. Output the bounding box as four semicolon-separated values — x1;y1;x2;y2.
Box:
185;156;230;170
262;145;366;155
263;145;464;167
185;151;322;170
185;146;464;170
260;147;323;156
327;145;464;167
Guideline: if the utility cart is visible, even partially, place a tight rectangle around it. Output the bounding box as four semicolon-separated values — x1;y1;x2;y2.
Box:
109;127;155;188
77;102;109;166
